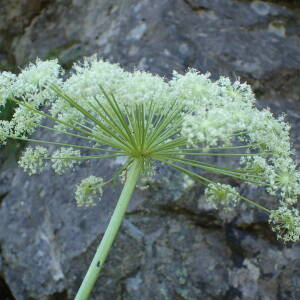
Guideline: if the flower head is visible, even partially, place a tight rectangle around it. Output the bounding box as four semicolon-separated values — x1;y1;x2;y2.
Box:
269;206;300;242
0;120;12;144
1;56;300;241
205;183;239;211
75;176;104;207
0;72;16;106
18;146;48;175
51;148;81;174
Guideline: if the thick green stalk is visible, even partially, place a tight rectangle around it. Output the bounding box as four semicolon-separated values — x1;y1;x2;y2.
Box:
74;159;143;300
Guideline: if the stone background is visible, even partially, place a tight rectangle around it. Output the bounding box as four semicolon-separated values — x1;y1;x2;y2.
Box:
0;0;300;299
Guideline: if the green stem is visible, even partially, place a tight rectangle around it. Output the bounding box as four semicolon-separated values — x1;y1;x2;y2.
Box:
74;159;143;300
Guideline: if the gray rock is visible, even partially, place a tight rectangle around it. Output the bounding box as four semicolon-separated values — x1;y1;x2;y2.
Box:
1;0;300;299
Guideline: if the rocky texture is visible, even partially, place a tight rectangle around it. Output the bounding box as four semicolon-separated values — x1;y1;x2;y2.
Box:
1;0;300;299
0;0;54;70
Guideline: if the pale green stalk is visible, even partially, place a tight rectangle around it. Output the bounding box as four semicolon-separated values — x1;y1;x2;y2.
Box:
74;159;143;300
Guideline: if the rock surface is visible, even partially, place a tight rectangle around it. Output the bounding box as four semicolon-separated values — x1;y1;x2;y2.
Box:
1;0;300;299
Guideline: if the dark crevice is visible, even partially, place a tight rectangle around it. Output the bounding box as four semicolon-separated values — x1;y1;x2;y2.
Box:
48;290;69;300
126;209;148;216
237;221;287;247
223;286;242;300
224;220;285;269
23;0;55;33
0;0;55;71
225;224;248;267
120;266;141;282
247;68;300;100
182;0;212;13
0;275;15;300
0;192;9;208
158;204;222;229
106;4;116;16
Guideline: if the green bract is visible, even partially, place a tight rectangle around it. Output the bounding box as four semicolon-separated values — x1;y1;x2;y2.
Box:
1;56;300;299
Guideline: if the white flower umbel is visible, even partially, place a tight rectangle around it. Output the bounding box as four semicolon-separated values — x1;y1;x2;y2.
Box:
269;206;300;242
75;176;104;207
51;148;81;174
1;56;300;300
0;120;12;144
0;72;16;106
18;146;48;175
205;183;239;211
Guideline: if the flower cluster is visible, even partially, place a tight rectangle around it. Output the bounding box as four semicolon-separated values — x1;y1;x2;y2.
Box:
0;59;62;140
0;72;16;106
51;148;81;174
204;183;239;211
17;145;81;176
1;56;299;242
18;146;48;175
75;176;103;207
269;206;300;242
